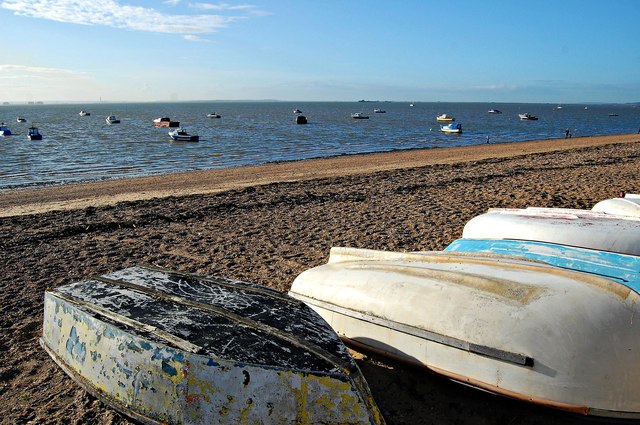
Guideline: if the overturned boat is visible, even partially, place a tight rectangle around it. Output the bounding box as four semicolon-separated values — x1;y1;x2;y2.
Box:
41;266;384;425
461;207;640;255
592;194;640;217
289;247;640;419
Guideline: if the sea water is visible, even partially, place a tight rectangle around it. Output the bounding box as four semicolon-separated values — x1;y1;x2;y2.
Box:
0;101;638;190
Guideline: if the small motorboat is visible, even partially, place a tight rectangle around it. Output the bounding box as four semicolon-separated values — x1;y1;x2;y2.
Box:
153;117;180;127
106;115;120;124
27;126;42;140
373;109;386;113
0;123;12;136
16;117;27;123
296;115;308;124
518;113;538;120
351;112;369;119
440;123;462;134
592;194;640;217
293;109;302;114
207;112;221;118
488;109;502;114
41;266;384;425
289;246;640;419
461;207;640;256
79;110;91;116
436;114;455;121
168;127;199;142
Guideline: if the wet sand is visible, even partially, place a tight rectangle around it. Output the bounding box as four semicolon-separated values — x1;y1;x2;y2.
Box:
1;133;639;424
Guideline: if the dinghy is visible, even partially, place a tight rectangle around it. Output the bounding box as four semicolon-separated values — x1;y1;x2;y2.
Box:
445;238;640;291
461;207;640;255
41;266;384;425
289;247;640;419
592;194;640;217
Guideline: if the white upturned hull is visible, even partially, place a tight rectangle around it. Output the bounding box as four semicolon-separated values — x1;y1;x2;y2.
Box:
592;195;640;217
289;247;640;418
462;207;640;255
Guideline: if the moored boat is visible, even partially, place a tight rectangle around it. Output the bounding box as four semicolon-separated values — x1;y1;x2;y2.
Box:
79;110;91;116
373;109;386;113
461;207;640;255
16;117;26;123
436;114;456;122
106;115;120;124
518;113;538;120
0;123;12;136
351;112;369;119
440;123;462;133
488;109;502;114
296;115;308;124
168;128;199;142
207;112;221;118
153;117;180;127
436;114;455;121
41;266;384;425
27;126;43;140
289;247;640;419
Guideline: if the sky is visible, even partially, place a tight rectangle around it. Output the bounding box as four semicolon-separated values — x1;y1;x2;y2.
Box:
0;0;639;104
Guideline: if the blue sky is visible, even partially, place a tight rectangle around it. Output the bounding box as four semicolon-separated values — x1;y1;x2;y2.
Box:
1;0;638;103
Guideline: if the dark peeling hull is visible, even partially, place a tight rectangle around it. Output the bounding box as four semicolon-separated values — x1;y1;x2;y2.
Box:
41;266;384;424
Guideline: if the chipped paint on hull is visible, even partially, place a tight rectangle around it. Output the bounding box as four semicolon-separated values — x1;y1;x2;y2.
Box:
289;247;640;419
445;239;640;293
41;267;384;425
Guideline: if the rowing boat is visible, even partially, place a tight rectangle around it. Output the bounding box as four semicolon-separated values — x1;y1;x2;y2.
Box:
461;207;640;255
41;266;384;425
592;194;640;217
289;247;640;418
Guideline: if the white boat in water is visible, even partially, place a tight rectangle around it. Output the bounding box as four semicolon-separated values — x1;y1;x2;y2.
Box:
41;266;384;425
289;247;640;419
106;115;120;124
518;113;538;120
440;123;462;133
461;207;640;255
592;194;640;217
168;128;199;142
351;112;369;119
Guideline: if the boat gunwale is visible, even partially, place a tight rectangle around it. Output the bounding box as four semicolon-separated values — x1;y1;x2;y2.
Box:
326;247;635;300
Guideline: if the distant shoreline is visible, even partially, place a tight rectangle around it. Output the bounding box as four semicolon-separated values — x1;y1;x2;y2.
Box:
1;133;638;217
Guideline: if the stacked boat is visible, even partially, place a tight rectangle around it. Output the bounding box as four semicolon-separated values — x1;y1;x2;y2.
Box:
41;194;640;421
289;194;640;419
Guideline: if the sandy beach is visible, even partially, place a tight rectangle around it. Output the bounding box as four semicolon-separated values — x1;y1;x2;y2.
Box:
1;133;639;424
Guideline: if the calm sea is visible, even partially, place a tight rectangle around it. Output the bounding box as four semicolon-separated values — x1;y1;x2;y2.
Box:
1;101;638;190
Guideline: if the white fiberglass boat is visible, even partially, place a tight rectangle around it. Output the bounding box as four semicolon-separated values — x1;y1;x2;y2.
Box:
461;207;640;255
289;247;640;419
592;194;640;217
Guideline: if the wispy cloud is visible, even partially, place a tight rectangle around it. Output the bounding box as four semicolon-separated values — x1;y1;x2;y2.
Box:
0;0;261;34
183;34;210;42
0;64;88;79
190;2;255;11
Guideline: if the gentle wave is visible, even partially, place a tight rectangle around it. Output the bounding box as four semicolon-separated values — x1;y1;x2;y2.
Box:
0;101;638;190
